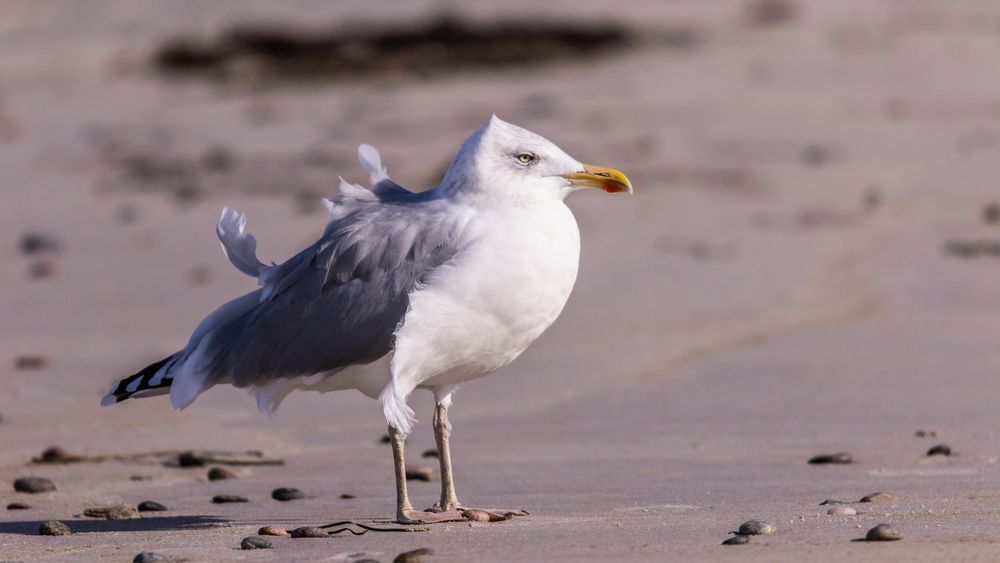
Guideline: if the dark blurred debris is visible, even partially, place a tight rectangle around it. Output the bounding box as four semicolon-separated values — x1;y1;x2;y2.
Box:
340;493;357;499
863;186;881;209
174;449;284;467
153;16;634;86
14;477;56;493
983;203;1000;224
656;237;736;261
394;548;434;563
188;265;212;286
115;202;139;225
15;355;48;370
915;429;939;438
133;552;171;563
380;434;392;444
943;239;1000;258
32;447;282;466
20;232;62;255
860;491;897;503
808;452;853;465
137;500;168;512
421;448;439;459
28;259;56;279
272;487;305;501
7;502;30;510
207;466;236;480
926;444;952;456
405;465;434;481
39;446;80;463
722;535;750;545
801;143;834;167
201;146;234;172
212;494;248;504
84;505;140;520
745;0;797;28
819;499;850;505
290;526;327;538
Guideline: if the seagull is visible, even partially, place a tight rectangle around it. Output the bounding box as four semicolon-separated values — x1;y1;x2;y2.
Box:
102;115;632;524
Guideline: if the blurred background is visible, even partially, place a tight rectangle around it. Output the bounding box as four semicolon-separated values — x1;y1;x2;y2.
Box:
3;0;1000;560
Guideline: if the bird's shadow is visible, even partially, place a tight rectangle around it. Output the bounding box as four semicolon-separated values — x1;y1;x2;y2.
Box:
0;515;228;535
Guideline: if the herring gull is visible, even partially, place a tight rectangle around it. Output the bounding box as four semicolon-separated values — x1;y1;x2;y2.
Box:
102;115;632;524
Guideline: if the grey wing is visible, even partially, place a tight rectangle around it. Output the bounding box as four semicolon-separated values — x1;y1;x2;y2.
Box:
210;197;467;391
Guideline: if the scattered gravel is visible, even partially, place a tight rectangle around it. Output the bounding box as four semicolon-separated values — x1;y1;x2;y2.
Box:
915;429;939;438
865;523;902;541
14;477;56;493
38;521;71;536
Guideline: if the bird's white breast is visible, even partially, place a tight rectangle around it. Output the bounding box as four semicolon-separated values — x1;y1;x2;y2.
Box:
391;202;581;392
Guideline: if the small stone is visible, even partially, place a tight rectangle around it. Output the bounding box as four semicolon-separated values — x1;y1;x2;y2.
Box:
421;448;439;459
927;444;952;457
405;465;434;481
860;492;898;503
272;487;305;501
258;526;289;537
984;203;1000;224
721;535;750;545
827;506;857;516
241;536;273;550
39;521;71;536
14;477;56;493
7;502;29;510
915;429;939;438
865;523;902;541
177;451;205;467
130;475;152;481
462;509;492;522
737;520;776;535
137;500;168;512
107;505;141;520
380;434;391;443
14;355;48;370
290;526;327;538
84;507;111;518
819;499;850;505
133;552;171;563
20;232;62;255
339;493;356;499
808;452;853;465
40;446;76;462
393;547;434;562
207;467;236;480
202;147;234;172
212;494;248;504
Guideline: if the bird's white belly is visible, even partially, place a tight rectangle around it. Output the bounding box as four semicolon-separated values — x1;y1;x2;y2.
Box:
391;203;580;392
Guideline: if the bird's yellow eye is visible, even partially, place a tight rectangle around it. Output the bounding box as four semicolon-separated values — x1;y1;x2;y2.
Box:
516;153;535;164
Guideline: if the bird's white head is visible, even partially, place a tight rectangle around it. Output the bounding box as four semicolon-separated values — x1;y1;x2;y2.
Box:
439;115;632;205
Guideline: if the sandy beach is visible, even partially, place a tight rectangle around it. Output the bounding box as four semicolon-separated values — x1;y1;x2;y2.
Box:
4;0;1000;560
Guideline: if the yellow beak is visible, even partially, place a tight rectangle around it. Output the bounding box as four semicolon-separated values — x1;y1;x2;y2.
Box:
561;164;633;194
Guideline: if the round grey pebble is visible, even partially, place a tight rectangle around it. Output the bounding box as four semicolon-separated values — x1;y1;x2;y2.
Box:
7;502;30;510
290;526;327;538
207;467;237;480
827;506;857;516
39;521;71;536
272;487;305;501
241;536;273;550
137;500;168;512
808;452;853;465
737;520;776;535
14;477;56;493
258;526;289;536
393;548;433;562
927;444;952;456
866;523;902;541
722;535;750;545
133;552;171;562
212;494;248;504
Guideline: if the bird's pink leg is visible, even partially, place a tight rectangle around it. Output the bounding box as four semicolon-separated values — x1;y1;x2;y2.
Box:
389;425;465;525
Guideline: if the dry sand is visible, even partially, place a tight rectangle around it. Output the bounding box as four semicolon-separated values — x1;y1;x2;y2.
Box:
3;0;1000;560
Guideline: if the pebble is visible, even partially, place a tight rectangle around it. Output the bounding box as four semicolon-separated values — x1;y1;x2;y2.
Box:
290;526;327;538
39;521;71;536
107;505;141;520
737;520;776;535
137;500;168;512
827;506;857;516
241;536;273;550
865;523;902;541
7;502;30;510
393;547;434;562
14;476;56;493
212;495;248;504
808;452;853;465
405;465;434;481
133;552;171;563
339;493;356;499
258;526;289;537
984;203;1000;224
422;448;439;459
40;446;76;462
860;492;898;503
272;487;305;501
927;444;952;457
461;509;493;522
380;434;392;443
177;451;205;467
14;355;48;370
819;499;850;505
915;429;939;438
130;475;152;481
207;467;236;480
20;232;62;255
721;535;750;545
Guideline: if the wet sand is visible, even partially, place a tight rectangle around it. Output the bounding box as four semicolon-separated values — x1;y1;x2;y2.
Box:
4;0;1000;560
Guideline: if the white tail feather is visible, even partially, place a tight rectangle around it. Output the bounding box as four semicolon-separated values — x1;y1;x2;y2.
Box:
216;207;264;278
378;384;415;436
358;144;389;186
